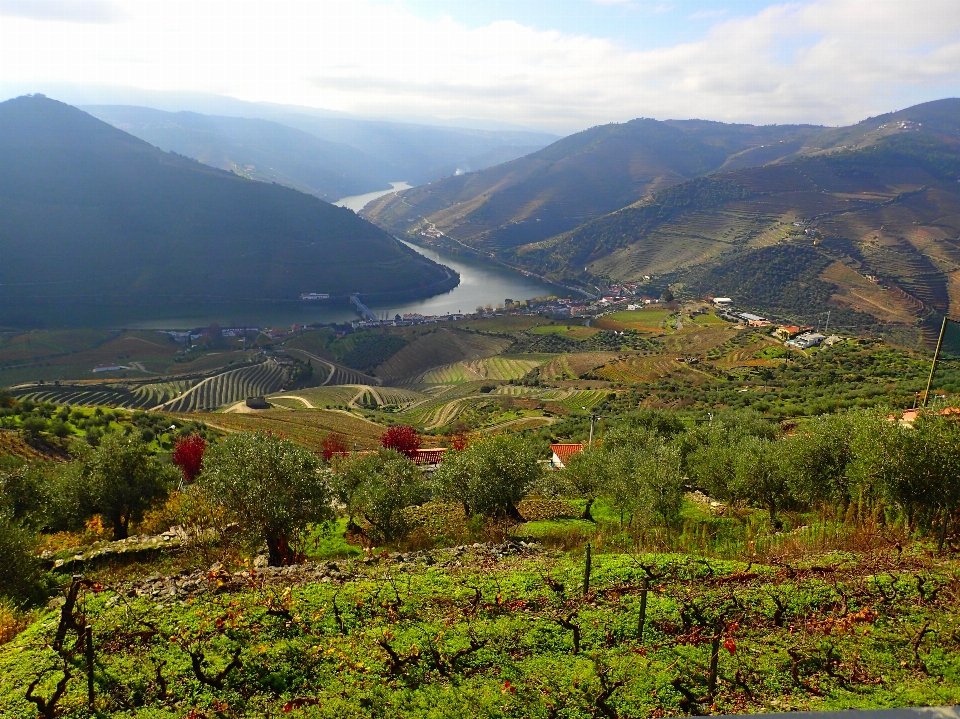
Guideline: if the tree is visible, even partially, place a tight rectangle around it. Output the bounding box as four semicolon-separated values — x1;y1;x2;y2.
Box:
560;447;609;521
331;450;428;543
320;432;348;462
433;434;541;519
172;434;206;485
730;436;791;526
20;415;47;440
381;425;422;457
199;431;332;565
78;434;177;540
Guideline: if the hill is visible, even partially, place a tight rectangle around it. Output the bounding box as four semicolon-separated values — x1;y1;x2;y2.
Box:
529;128;960;339
0;95;457;328
363;118;820;253
81;105;395;201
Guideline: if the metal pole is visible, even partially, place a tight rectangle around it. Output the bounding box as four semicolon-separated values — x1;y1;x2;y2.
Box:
923;316;949;408
588;415;594;447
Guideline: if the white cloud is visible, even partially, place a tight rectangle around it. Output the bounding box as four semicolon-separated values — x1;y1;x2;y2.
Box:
0;0;958;132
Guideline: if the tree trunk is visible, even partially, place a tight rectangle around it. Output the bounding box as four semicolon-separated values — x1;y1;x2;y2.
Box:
111;513;128;540
938;507;949;553
266;534;290;566
582;497;596;523
505;502;525;522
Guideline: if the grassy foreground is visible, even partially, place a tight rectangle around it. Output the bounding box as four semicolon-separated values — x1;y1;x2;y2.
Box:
3;534;960;718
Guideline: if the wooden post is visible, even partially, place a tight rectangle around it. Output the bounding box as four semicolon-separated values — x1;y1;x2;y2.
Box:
637;576;649;643
582;543;592;596
923;316;949;408
85;625;94;711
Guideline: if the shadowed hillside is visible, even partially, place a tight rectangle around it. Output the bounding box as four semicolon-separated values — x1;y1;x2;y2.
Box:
0;95;457;327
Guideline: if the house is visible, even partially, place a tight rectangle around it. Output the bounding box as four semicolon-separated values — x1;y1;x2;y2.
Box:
712;297;733;307
93;364;125;373
787;332;826;349
550;443;583;469
774;325;802;340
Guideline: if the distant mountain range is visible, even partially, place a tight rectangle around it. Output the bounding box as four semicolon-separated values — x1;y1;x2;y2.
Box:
82;105;558;200
0;95;457;328
365;99;960;344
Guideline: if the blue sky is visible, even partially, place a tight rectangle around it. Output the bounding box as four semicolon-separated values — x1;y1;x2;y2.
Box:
1;0;958;132
394;0;777;50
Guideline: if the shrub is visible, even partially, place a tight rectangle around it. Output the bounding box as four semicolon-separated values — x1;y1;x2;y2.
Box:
199;431;332;565
0;510;52;606
381;425;422;457
172;434;206;485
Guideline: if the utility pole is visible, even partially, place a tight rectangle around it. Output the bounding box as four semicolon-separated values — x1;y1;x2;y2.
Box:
923;316;949;408
824;310;830;335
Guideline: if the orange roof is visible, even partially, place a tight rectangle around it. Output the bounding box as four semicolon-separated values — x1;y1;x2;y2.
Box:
412;448;447;465
551;443;584;463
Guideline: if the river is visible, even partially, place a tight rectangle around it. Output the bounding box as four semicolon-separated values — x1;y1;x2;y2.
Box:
128;186;557;329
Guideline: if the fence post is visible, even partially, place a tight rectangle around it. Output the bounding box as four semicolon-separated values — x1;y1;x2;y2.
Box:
85;625;94;711
583;543;592;596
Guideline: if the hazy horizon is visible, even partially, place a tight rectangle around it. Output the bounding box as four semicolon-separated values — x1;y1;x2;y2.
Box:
1;0;959;134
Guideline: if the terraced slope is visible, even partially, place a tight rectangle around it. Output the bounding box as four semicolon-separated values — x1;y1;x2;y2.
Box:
10;385;155;409
158;361;288;412
374;329;510;385
188;409;387;450
284;349;380;386
413;357;541;384
365;118;817;255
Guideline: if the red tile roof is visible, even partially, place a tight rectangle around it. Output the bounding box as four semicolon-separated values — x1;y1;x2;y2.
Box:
412;448;447;465
551;443;584;465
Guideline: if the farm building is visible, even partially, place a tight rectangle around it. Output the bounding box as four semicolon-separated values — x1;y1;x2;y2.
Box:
550;443;583;469
712;297;733;306
787;332;826;349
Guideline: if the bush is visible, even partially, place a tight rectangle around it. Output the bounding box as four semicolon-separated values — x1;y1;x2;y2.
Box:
0;510;52;606
200;431;332;565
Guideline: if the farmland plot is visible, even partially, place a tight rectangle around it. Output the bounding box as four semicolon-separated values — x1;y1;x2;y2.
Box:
159;361;288;412
10;384;155;409
412;357;540;384
187;409;387;450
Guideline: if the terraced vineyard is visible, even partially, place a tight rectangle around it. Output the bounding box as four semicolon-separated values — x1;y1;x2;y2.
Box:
284;349;379;386
158;362;288;412
132;380;195;407
186;409;387;450
411;357;541;384
10;384;155;409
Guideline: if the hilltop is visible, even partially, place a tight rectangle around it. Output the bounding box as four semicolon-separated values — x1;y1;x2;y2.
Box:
0;96;457;328
363;118;821;253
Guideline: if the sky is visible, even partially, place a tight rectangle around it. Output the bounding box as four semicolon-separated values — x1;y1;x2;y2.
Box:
1;0;959;133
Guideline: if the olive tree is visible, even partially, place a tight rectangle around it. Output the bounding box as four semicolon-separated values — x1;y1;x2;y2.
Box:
433;434;541;519
78;434;177;540
730;436;792;526
331;449;428;544
199;431;332;565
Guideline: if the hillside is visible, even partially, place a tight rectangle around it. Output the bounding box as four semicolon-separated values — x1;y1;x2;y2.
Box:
0;95;457;328
363;118;819;253
533;130;960;339
81;105;395;201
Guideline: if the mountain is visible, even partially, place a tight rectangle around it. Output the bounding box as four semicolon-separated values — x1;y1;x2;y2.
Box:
81;104;558;201
365;100;960;342
267;114;557;186
363;118;821;253
0;95;457;328
81;105;395;201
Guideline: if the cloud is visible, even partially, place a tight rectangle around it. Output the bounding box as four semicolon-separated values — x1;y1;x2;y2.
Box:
0;0;124;23
0;0;959;132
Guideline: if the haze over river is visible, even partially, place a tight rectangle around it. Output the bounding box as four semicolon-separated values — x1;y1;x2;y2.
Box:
130;185;557;329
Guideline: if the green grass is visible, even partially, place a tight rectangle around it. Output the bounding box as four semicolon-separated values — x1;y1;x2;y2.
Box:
4;537;960;718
